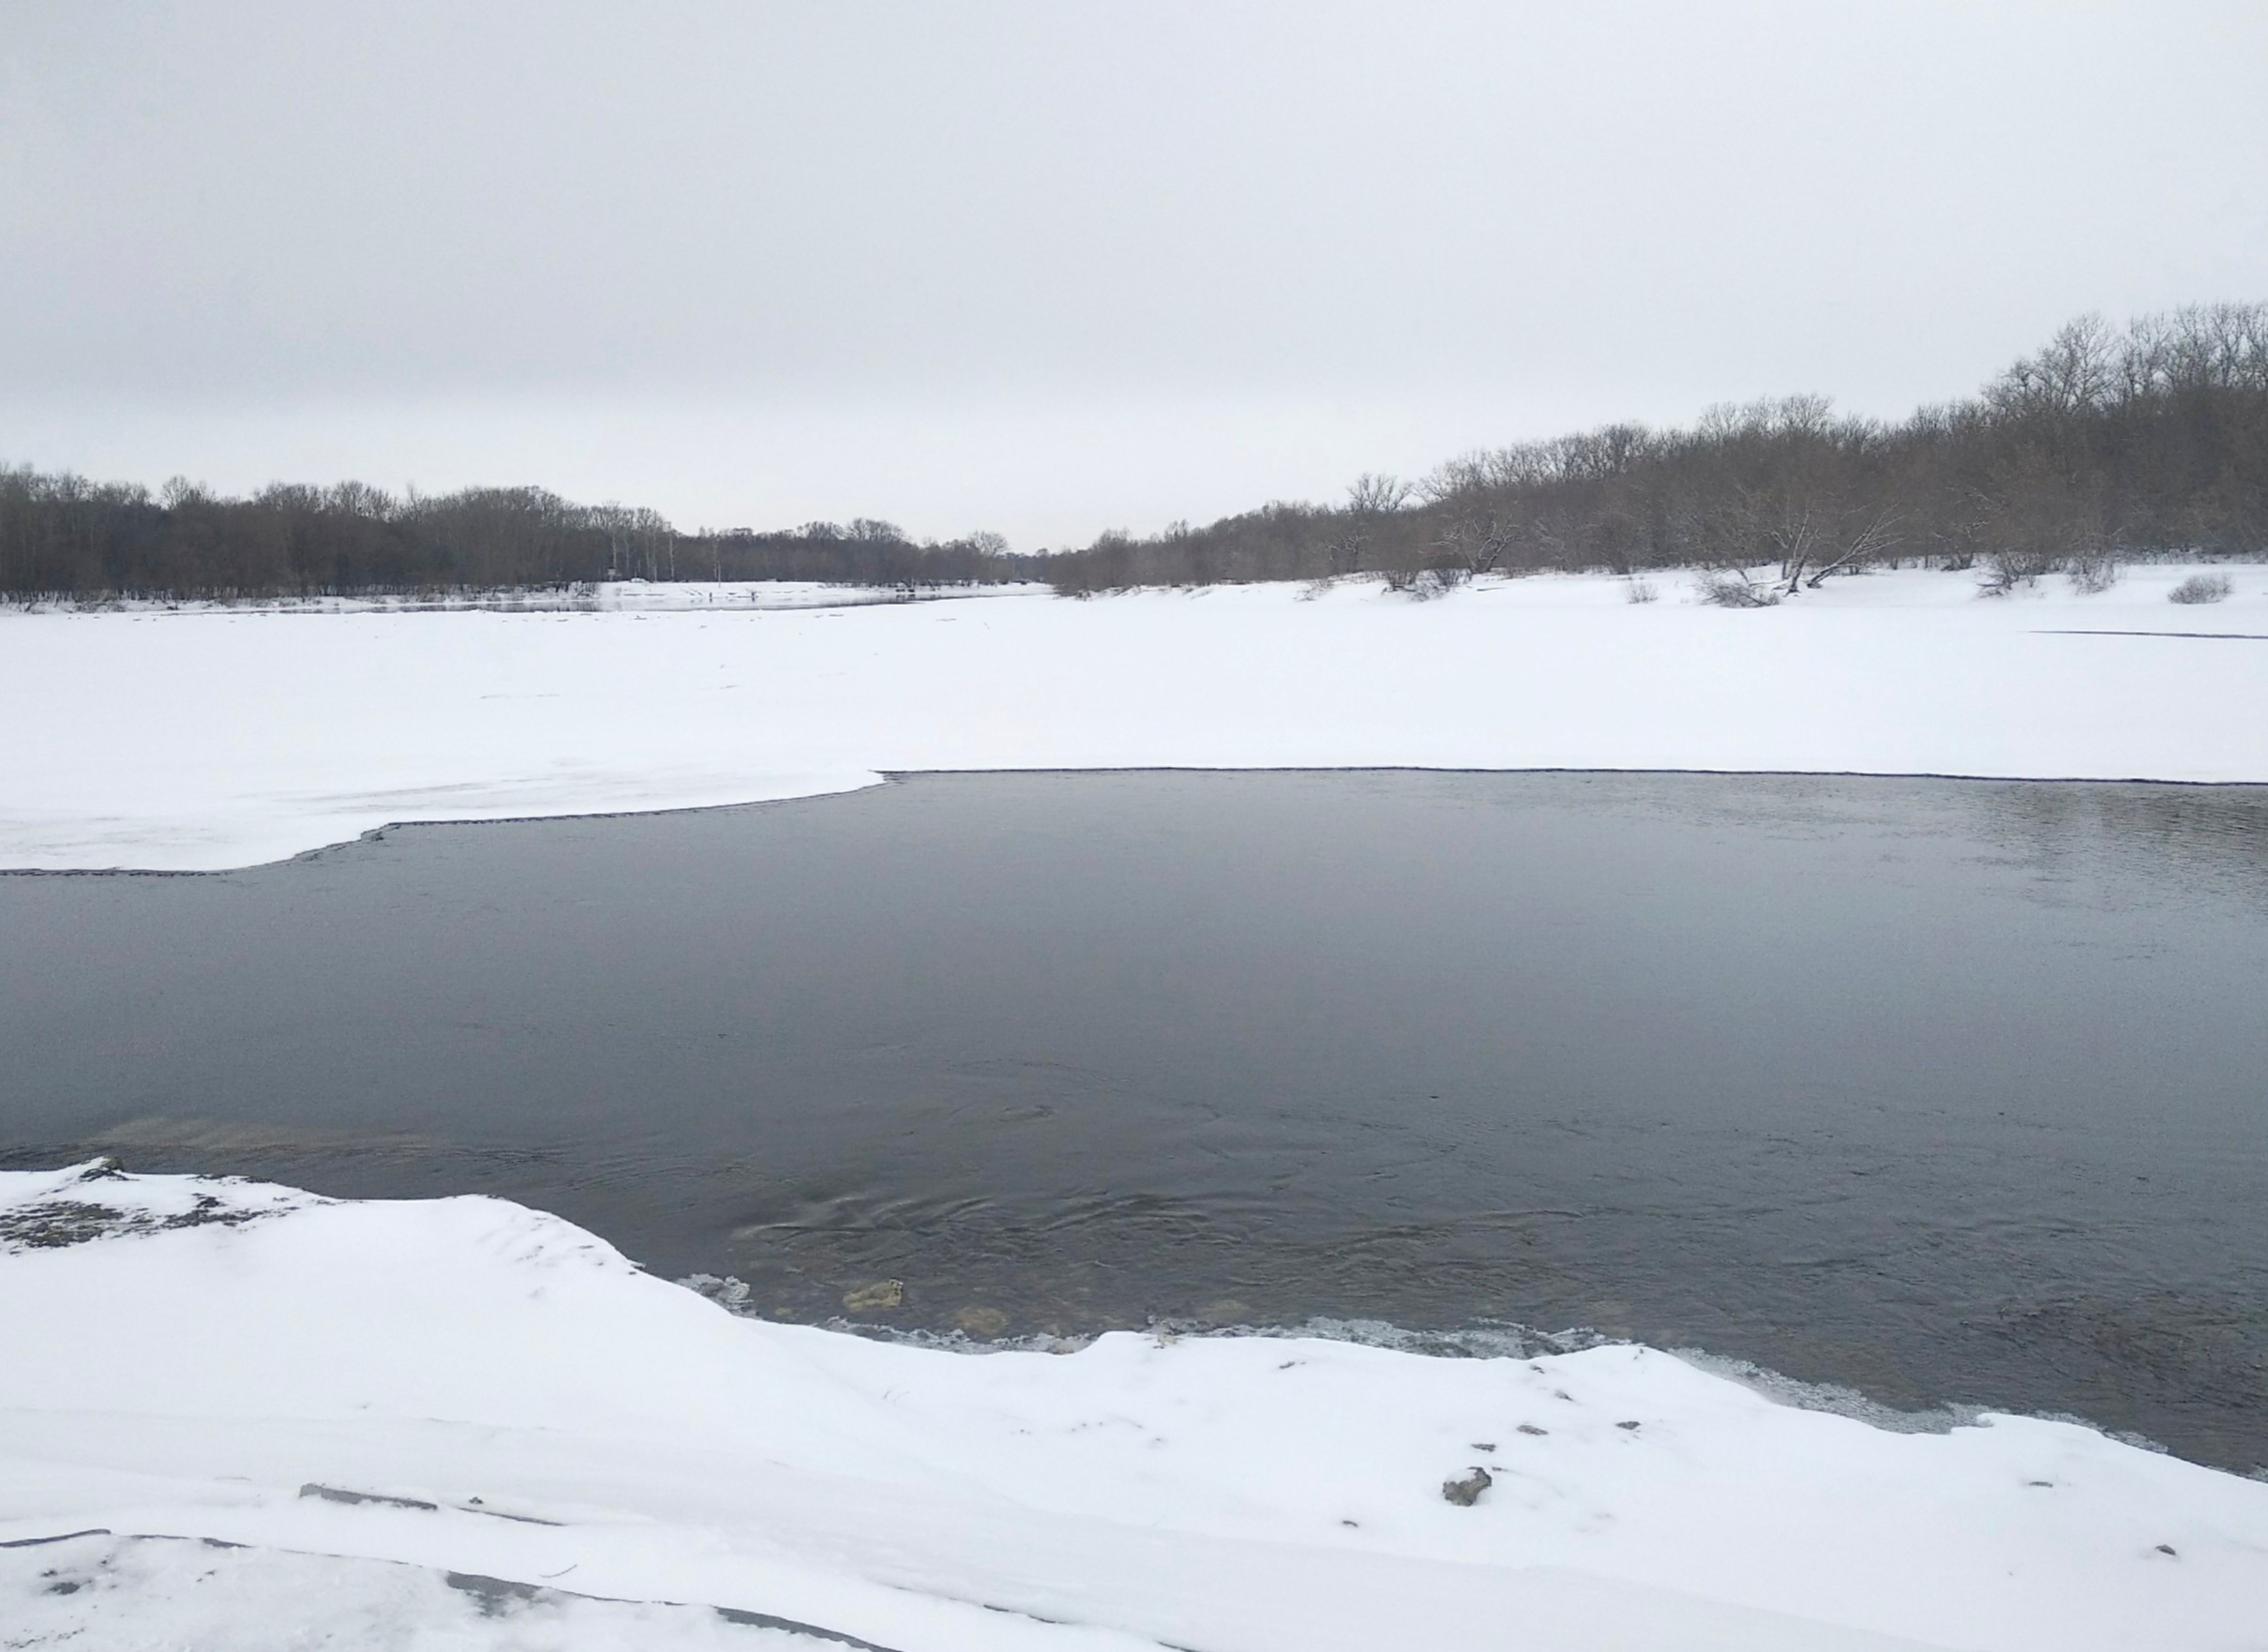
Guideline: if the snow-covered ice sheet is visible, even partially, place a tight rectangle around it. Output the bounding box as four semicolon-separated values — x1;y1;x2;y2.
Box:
5;565;2266;870
5;1164;2264;1651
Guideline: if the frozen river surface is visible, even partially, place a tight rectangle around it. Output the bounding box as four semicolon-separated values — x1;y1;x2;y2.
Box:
5;771;2265;1471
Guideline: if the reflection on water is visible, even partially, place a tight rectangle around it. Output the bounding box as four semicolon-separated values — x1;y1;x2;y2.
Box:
4;772;2266;1471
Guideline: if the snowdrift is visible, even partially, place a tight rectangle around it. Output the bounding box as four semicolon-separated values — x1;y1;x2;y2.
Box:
5;1163;2264;1651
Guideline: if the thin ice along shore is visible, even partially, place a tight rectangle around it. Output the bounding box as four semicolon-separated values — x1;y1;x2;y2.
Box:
5;1163;2266;1652
3;563;2266;872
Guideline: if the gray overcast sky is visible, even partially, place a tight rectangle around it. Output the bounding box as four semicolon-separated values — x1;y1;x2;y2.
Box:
5;2;2265;545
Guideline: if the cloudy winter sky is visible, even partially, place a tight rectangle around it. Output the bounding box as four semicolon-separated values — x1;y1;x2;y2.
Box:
4;0;2265;546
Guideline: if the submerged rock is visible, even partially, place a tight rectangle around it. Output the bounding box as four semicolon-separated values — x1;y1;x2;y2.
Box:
954;1305;1009;1338
841;1279;904;1314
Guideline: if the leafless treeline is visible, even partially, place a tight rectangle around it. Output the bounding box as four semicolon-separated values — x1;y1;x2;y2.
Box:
3;304;2261;602
1045;303;2268;597
0;477;1035;601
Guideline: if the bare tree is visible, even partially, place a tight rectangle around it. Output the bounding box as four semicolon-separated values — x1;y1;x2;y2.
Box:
1434;507;1514;578
1323;473;1410;576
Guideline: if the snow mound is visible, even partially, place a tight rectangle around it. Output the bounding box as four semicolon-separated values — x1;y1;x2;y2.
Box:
4;1162;2265;1650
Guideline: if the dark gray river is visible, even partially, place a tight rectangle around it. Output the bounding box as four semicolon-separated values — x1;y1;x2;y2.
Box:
4;773;2264;1470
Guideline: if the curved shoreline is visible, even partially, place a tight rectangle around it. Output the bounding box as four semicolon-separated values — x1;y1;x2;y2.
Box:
6;763;2268;878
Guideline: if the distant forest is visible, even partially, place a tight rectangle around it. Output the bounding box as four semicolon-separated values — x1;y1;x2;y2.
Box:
4;303;2263;602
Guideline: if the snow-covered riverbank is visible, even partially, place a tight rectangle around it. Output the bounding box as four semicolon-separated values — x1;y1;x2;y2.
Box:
6;1163;2263;1652
5;565;2266;871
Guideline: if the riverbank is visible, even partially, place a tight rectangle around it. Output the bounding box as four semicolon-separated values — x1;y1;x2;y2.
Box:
7;1162;2264;1652
5;564;2266;871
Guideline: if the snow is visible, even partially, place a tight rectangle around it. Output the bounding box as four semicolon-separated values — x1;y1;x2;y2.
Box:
6;579;1051;617
9;568;2267;1646
1;1537;836;1652
5;564;2266;871
5;1164;2265;1651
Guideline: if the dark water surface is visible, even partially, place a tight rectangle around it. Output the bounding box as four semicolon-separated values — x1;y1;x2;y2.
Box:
5;773;2265;1470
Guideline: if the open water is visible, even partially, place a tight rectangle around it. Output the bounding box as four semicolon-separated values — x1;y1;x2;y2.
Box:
4;773;2264;1470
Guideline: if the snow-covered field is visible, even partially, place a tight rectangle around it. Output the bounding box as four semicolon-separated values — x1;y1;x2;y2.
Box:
5;564;2266;870
6;1163;2264;1652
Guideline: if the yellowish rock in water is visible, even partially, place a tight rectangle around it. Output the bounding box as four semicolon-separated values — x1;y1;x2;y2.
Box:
841;1279;903;1314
